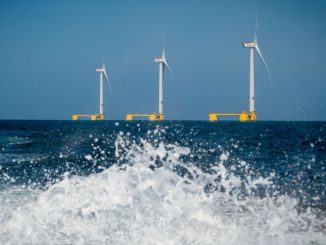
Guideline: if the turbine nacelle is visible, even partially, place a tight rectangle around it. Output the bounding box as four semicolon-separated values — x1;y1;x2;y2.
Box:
242;42;256;48
154;57;165;63
96;68;104;73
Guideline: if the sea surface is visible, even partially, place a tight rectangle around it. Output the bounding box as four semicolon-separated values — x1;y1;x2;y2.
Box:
0;120;325;245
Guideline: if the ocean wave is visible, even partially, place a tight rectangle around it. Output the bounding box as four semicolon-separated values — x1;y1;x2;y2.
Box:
0;136;32;146
0;133;325;245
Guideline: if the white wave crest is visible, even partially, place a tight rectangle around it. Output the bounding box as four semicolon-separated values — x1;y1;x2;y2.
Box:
0;134;325;245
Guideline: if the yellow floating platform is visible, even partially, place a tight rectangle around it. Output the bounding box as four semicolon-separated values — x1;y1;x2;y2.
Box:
208;112;256;122
125;113;165;121
72;114;104;121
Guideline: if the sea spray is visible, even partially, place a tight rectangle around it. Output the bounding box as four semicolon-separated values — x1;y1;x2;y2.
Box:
0;131;325;245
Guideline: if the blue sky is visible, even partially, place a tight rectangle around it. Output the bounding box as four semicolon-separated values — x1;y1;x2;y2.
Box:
0;0;325;120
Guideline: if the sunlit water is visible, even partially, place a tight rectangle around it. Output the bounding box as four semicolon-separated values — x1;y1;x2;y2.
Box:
0;121;325;245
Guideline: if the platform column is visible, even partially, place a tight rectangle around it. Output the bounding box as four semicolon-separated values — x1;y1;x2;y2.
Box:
125;114;134;121
208;114;218;122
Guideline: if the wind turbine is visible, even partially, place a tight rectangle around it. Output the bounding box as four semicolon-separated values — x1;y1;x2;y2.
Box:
242;17;272;120
124;37;174;121
153;36;173;116
95;63;110;119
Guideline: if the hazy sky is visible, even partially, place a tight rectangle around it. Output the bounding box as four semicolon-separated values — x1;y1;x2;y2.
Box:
0;0;325;120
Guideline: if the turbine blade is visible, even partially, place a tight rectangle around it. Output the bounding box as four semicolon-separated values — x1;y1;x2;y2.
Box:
103;65;111;92
255;44;274;89
254;9;258;43
241;53;250;63
163;60;174;79
162;30;165;58
103;69;108;80
162;43;165;59
106;76;112;93
160;31;173;79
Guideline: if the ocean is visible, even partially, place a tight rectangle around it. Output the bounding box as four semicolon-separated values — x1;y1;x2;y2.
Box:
0;120;325;244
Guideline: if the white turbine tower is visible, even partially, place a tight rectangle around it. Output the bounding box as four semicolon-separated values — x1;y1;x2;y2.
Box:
242;18;272;120
95;63;110;118
154;37;173;115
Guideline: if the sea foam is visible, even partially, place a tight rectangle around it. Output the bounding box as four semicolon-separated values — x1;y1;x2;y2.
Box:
0;132;325;245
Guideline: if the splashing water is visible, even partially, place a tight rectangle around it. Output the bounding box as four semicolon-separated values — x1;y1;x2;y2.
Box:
0;127;325;245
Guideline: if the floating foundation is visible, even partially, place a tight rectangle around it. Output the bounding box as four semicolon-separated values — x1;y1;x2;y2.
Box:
125;113;164;121
72;114;105;121
208;112;256;122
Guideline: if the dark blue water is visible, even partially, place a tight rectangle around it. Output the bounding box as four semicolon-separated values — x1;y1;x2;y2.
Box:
0;120;325;244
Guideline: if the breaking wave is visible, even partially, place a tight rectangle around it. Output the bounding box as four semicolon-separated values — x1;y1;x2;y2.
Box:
0;130;325;245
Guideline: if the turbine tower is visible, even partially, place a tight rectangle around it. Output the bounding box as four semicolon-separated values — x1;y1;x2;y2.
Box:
153;37;173;116
242;18;272;121
95;63;110;119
